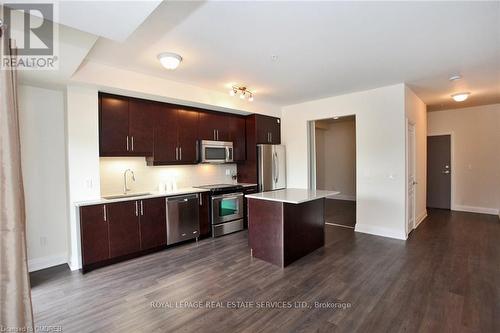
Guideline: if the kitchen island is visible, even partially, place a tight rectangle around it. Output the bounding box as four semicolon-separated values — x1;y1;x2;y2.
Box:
246;188;339;268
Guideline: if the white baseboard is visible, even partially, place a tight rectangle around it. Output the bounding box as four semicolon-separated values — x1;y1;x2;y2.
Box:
354;223;407;240
415;210;428;229
452;205;499;216
327;194;356;201
28;253;68;272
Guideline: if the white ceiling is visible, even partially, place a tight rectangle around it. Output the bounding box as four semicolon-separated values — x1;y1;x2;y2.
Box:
5;0;162;42
85;1;500;109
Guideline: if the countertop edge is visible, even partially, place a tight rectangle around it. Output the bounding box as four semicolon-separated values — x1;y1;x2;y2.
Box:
245;190;340;204
74;188;210;207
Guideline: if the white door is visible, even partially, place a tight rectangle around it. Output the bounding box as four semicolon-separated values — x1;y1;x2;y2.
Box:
407;123;416;235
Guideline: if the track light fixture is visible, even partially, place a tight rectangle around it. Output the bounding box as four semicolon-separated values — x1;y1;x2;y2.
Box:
229;86;254;102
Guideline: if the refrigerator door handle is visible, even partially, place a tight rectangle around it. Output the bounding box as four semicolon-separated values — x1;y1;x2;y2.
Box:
274;152;279;183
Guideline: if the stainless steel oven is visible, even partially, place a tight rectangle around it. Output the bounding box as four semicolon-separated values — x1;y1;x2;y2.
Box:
211;192;244;224
200;140;233;163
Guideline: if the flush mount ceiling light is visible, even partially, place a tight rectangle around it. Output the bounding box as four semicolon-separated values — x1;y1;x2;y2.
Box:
449;74;462;81
229;86;254;102
158;52;182;70
451;92;470;102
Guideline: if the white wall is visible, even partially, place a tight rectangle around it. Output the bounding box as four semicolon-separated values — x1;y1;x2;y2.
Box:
66;85;101;270
428;103;500;215
315;118;356;200
100;158;237;195
405;87;427;227
18;85;69;271
282;84;407;240
70;61;282;118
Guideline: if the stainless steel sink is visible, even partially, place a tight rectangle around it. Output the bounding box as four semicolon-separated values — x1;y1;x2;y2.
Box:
102;192;152;200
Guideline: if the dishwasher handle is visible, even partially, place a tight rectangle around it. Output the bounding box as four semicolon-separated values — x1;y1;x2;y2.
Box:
166;194;199;202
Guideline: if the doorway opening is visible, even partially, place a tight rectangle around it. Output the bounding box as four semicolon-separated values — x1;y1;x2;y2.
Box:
427;134;452;210
311;115;356;228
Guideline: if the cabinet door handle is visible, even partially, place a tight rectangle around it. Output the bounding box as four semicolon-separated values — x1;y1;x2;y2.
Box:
270;133;272;143
140;200;144;216
179;147;182;160
103;205;107;221
126;136;129;151
213;129;216;141
199;193;202;206
217;130;219;141
131;136;134;151
135;201;138;216
175;147;179;160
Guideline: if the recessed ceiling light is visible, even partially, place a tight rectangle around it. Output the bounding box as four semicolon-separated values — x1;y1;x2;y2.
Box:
451;92;470;102
449;74;462;81
158;52;182;70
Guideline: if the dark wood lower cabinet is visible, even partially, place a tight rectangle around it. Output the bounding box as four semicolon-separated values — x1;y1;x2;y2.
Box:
140;198;167;250
107;201;141;258
80;194;204;272
80;204;110;266
199;192;211;237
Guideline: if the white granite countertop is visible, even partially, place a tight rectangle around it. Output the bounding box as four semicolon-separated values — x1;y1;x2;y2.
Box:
74;187;210;207
245;188;339;204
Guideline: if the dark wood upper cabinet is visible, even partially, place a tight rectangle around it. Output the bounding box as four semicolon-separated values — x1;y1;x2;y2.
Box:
100;95;129;155
153;104;178;164
228;116;246;162
100;93;155;157
177;109;199;163
139;198;167;250
80;204;110;266
255;114;281;144
149;105;199;165
128;99;155;155
198;111;229;141
107;201;141;258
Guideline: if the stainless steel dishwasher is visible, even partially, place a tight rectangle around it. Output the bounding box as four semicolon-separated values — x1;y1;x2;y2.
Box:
166;194;200;245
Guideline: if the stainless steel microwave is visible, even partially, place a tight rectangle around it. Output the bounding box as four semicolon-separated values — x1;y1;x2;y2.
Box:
200;140;233;163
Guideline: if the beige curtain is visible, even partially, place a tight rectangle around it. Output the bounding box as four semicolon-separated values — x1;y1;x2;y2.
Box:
0;15;35;331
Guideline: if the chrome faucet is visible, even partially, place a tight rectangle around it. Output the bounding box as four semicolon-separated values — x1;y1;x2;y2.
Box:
123;169;136;194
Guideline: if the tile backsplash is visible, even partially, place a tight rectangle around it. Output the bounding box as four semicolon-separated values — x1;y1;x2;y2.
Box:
100;157;237;195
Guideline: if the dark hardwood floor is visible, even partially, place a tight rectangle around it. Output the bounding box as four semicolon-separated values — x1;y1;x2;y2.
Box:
30;209;500;332
325;199;356;228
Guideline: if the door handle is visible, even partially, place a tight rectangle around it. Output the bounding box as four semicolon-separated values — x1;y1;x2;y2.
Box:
179;147;182;160
175;147;179;160
140;200;144;216
442;170;450;174
213;129;216;141
126;136;129;151
131;136;134;151
103;205;107;222
270;133;272;143
135;201;138;216
217;130;219;141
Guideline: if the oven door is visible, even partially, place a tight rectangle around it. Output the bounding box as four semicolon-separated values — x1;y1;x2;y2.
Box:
211;193;244;224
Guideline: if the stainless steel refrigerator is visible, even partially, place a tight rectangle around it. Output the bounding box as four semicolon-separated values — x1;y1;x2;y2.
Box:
257;144;286;192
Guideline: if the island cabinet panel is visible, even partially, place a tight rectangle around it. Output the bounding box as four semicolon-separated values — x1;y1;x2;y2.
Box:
228;115;246;162
199;192;211;238
283;200;325;266
80;204;110;266
128;99;155;156
198;111;230;141
107;201;141;258
247;198;284;267
99;94;129;155
139;198;167;250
